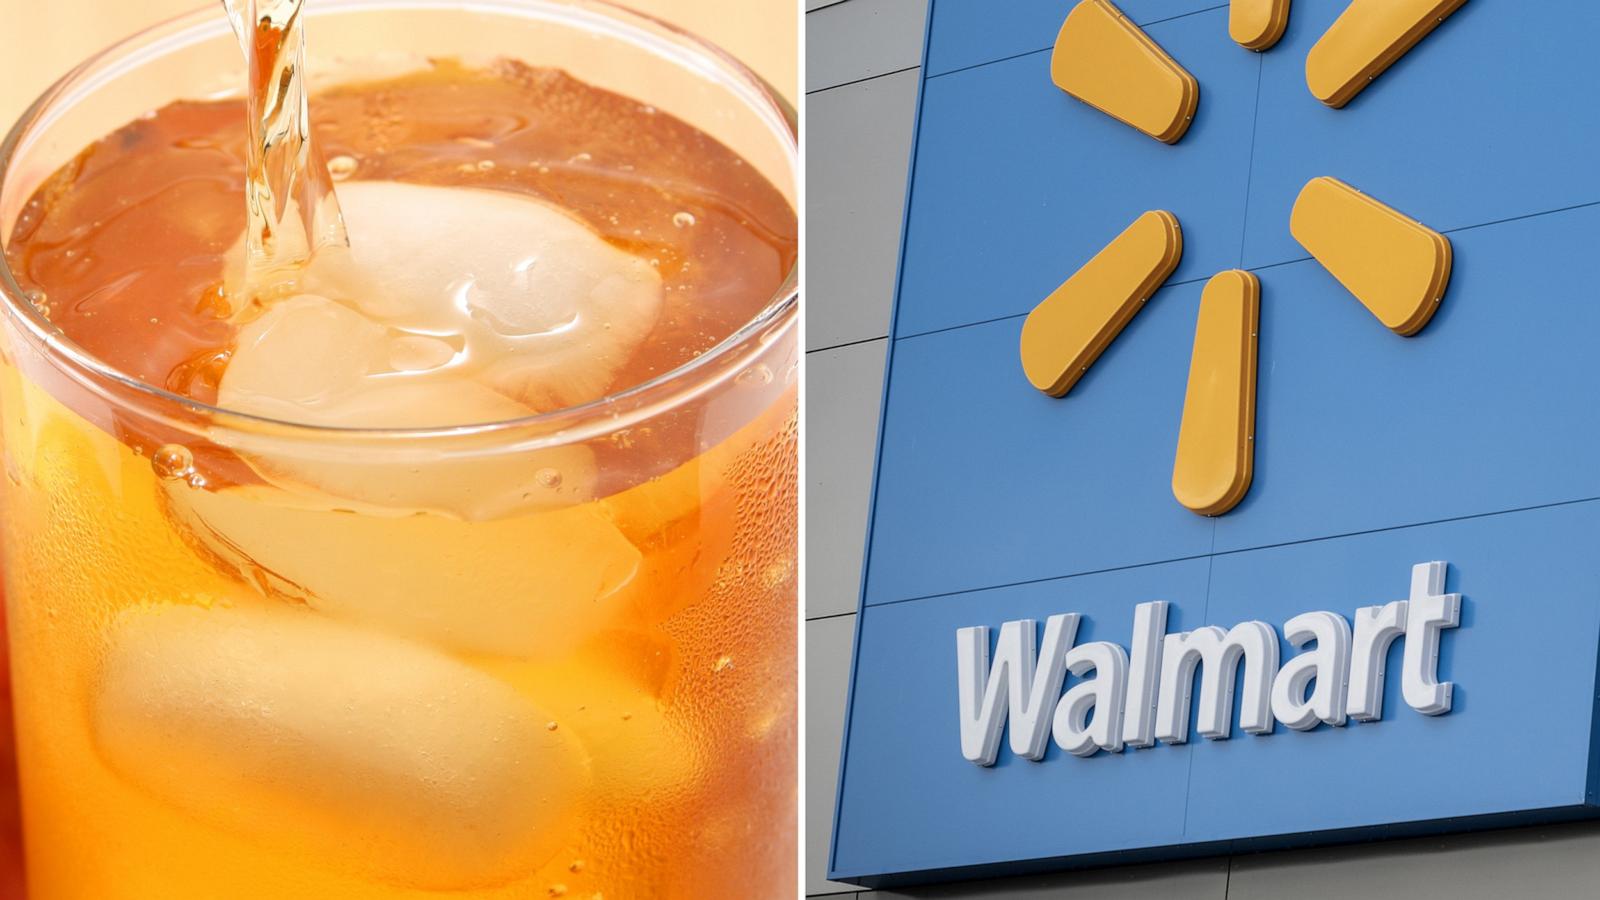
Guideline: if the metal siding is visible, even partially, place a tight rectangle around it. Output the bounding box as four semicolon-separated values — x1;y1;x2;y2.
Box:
807;0;930;92
809;616;864;895
807;340;891;618
807;70;921;350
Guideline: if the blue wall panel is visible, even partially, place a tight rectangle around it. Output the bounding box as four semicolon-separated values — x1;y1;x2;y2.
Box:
1189;506;1600;840
1242;0;1600;268
897;7;1258;337
926;1;1226;78
1214;203;1600;553
833;558;1212;879
866;279;1212;605
834;505;1600;883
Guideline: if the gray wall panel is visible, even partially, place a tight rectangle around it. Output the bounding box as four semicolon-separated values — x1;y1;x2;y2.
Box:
806;0;928;92
807;614;860;895
1229;821;1600;900
807;2;921;896
860;857;1229;899
804;338;887;619
806;69;919;351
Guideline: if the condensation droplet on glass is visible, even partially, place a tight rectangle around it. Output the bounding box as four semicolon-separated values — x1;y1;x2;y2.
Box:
535;468;563;489
185;472;209;490
568;860;585;874
151;444;195;481
672;211;697;228
545;721;560;732
326;155;358;181
547;885;568;898
713;655;734;673
568;152;592;164
736;365;773;387
476;160;496;171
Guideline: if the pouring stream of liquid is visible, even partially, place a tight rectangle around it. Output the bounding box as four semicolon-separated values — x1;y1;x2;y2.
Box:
221;0;348;290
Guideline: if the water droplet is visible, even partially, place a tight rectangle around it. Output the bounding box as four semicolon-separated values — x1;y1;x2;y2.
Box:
736;365;773;387
476;159;496;171
548;886;568;898
326;155;358;181
151;444;194;481
568;152;592;164
545;721;560;732
185;472;209;490
672;211;697;228
569;860;585;874
713;655;734;673
535;468;564;489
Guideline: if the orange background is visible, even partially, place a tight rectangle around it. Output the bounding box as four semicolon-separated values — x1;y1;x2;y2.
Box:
0;0;798;128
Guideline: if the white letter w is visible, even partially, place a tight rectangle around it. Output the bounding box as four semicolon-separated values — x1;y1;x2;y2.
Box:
956;614;1080;766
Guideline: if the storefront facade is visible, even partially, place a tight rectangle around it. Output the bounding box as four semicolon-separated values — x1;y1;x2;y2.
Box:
808;0;1600;896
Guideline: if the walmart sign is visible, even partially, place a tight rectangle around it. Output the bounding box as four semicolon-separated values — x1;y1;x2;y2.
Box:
957;562;1459;766
830;0;1600;889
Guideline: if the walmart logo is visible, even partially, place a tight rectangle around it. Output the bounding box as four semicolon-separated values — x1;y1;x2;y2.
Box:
1019;0;1464;516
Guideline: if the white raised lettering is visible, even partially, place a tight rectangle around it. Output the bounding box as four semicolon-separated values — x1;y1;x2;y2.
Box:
1271;611;1352;730
1052;641;1130;757
1155;621;1278;744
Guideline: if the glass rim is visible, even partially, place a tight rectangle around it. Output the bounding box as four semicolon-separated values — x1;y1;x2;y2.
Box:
0;0;799;441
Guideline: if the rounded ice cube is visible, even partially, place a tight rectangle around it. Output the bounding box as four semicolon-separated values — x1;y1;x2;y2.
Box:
93;602;589;889
217;293;596;519
298;180;664;412
161;481;642;658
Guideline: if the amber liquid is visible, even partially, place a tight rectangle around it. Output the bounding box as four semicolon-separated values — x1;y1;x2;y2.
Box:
0;60;797;899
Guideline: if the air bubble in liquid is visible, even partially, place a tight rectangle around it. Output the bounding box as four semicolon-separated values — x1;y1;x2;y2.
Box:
151;444;195;481
327;155;359;181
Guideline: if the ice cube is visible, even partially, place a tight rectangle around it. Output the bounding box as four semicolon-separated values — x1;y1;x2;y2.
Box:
298;180;663;412
217;293;596;519
161;481;641;658
93;602;589;889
